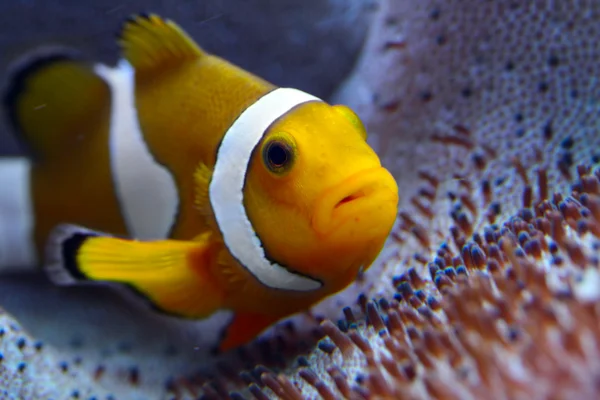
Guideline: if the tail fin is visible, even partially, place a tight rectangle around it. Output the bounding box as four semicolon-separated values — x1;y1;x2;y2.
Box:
3;49;111;160
44;224;224;318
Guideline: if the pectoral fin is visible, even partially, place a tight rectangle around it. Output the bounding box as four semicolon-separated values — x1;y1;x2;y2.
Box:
45;224;223;318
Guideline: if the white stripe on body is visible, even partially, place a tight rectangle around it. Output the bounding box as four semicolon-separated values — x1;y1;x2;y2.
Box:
0;158;37;269
209;88;323;292
95;60;179;240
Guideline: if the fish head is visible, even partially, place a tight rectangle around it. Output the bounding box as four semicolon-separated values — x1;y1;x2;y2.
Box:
243;101;398;294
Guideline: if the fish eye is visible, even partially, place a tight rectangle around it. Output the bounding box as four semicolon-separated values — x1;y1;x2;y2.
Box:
263;138;295;174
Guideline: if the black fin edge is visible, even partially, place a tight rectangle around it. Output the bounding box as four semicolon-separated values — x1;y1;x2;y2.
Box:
61;232;97;281
2;47;84;157
115;11;160;41
123;282;199;320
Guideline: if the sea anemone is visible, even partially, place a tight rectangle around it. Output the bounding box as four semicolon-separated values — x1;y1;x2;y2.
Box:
1;0;599;399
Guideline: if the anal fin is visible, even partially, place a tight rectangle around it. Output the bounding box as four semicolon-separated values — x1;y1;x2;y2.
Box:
45;224;223;318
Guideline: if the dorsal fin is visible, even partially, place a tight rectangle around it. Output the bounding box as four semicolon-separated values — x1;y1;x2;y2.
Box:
2;48;111;160
117;13;204;72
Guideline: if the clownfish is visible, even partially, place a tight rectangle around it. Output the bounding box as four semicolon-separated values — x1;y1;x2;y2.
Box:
1;14;398;351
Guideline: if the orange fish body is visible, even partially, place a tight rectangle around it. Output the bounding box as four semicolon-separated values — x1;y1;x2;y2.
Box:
2;14;399;351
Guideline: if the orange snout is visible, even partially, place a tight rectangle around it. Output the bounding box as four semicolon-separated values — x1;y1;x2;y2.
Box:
312;167;399;238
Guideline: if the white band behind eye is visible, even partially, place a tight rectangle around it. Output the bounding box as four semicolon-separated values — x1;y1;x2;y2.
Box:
209;87;323;291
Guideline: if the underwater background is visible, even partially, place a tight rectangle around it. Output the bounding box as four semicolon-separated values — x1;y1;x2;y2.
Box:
0;0;600;399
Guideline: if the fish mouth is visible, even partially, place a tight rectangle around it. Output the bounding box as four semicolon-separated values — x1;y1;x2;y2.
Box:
312;167;399;237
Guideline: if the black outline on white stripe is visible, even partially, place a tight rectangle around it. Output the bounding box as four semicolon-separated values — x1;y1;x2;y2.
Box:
209;88;323;292
96;60;179;240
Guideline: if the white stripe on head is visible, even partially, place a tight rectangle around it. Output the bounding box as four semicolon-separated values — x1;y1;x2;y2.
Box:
210;88;323;292
95;60;179;240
